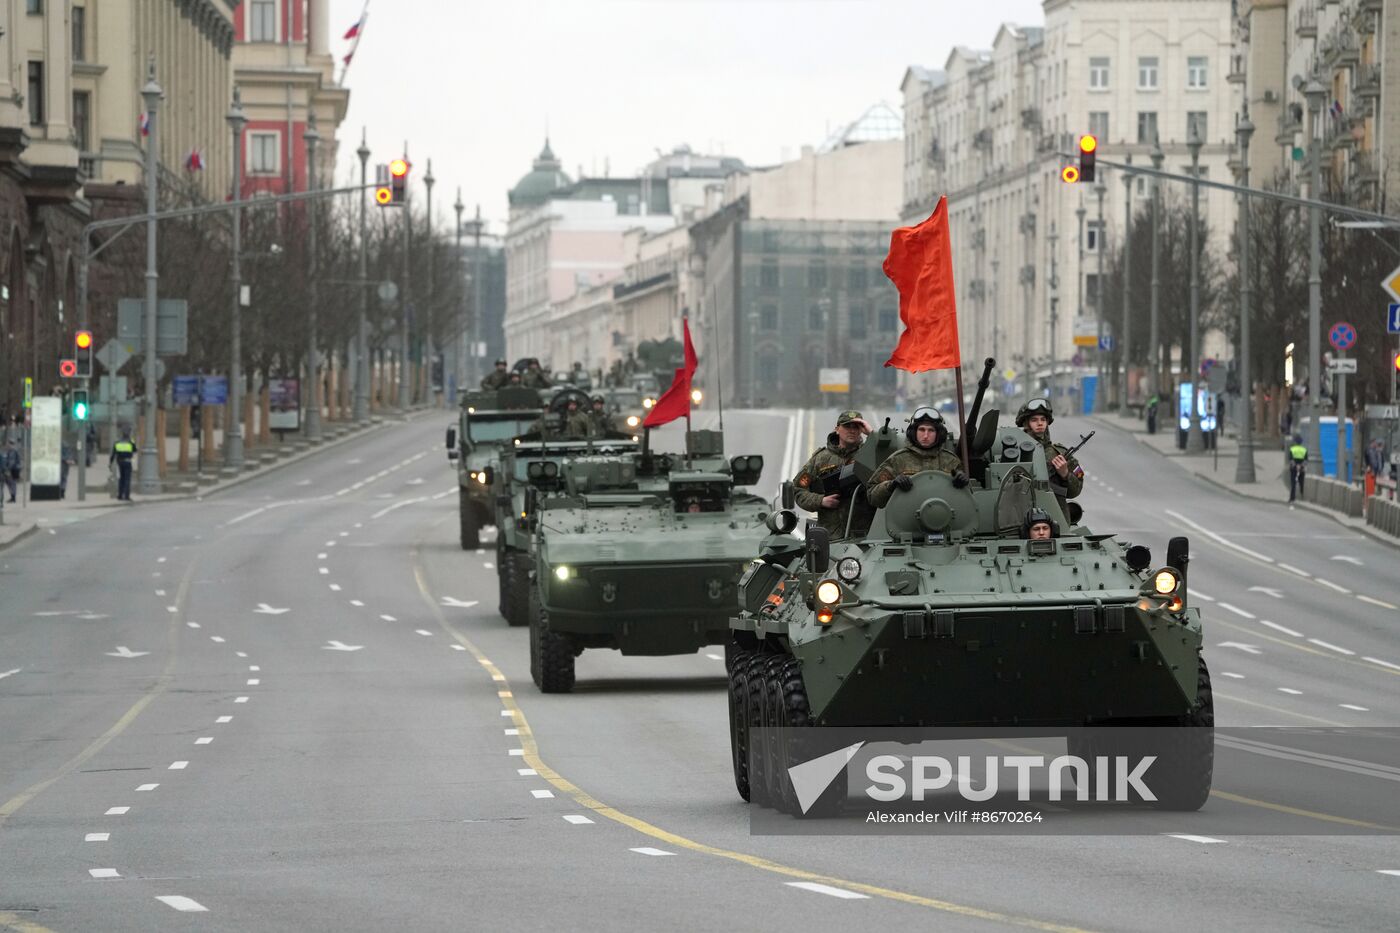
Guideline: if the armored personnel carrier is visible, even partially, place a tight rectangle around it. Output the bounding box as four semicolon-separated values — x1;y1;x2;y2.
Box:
446;386;545;549
727;411;1212;813
526;430;771;692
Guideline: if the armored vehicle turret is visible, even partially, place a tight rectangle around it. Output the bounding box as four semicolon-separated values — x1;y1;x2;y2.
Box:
727;410;1212;813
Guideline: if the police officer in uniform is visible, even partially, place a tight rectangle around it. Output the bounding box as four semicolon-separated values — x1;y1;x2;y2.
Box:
1015;397;1083;517
110;427;136;501
1287;434;1308;507
867;407;966;508
792;410;875;539
480;359;510;390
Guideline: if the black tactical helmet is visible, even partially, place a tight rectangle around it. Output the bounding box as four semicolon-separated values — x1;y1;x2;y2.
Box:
591;395;606;406
494;358;508;367
906;406;948;448
1021;506;1060;538
1015;396;1054;428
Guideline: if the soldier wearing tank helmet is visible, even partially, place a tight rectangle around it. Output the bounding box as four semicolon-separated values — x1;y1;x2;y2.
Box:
792;410;876;539
480;358;511;390
1021;507;1059;541
867;406;967;508
1016;396;1083;516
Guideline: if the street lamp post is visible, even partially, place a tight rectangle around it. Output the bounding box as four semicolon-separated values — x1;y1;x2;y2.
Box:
304;114;323;442
1120;155;1133;410
1094;177;1106;414
398;144;411;408
1047;222;1059;399
1234;107;1257;484
1186;126;1205;453
138;59;163;495
354;131;370;424
472;205;483;389
1304;77;1326;474
1150;137;1163;399
453;189;464;405
225;86;247;473
424;160;436;406
1075;201;1086;402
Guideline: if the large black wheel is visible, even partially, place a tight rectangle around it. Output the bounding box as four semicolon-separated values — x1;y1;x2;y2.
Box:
1150;653;1214;811
529;584;575;693
727;648;755;802
497;548;516;623
459;488;480;550
507;552;531;627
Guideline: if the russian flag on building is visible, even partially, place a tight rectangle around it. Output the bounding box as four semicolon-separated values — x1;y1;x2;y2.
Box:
1330;99;1344;118
342;16;363;40
185;148;204;171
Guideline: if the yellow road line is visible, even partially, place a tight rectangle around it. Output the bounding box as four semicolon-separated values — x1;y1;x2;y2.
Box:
1209;615;1399;679
1212;690;1346;726
0;911;59;933
1210;790;1400;832
410;546;1096;933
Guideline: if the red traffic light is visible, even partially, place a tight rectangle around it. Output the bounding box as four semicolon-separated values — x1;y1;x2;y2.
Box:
375;186;392;205
1394;352;1400;372
1061;165;1081;184
59;359;77;378
389;158;409;178
75;330;93;350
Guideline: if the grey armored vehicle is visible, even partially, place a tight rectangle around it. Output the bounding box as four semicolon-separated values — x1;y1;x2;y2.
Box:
727;409;1212;813
446;386;545;549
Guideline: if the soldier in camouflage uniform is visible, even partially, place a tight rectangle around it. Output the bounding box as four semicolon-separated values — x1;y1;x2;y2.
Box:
563;398;593;437
868;407;967;507
480;359;511;390
793;410;875;539
1015;397;1084;518
587;396;611;437
521;359;552;389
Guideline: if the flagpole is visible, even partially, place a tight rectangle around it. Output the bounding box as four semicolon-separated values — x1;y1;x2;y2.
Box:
954;367;970;475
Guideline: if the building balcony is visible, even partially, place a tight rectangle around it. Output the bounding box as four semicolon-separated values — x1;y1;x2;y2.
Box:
1358;0;1382;17
1227;54;1247;84
79;154;97;180
1335;36;1360;66
1295;5;1317;38
1353;62;1381;98
1275;110;1302;146
1351;149;1379;185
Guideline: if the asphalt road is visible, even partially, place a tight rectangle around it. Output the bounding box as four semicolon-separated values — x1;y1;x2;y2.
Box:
2;407;1398;932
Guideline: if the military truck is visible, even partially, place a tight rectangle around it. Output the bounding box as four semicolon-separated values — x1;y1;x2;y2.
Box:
726;411;1213;813
526;431;771;692
446;386;545;549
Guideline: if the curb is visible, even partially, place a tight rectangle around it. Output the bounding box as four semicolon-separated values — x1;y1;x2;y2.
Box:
1089;416;1400;551
0;521;38;553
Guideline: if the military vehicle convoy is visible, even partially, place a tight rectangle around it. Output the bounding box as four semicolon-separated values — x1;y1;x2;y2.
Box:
726;410;1213;814
526;431;771;692
447;386;546;549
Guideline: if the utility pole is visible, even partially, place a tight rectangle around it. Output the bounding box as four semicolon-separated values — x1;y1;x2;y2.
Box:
453;188;464;405
1094;177;1106;414
424;159;436;406
472;205;483;389
1120;154;1133;410
1150;137;1163;400
990;257;1000;360
1186;126;1205;453
1075;200;1086;404
354;131;370;424
304;114;323;442
1304;77;1326;474
1047;222;1059;399
1234;106;1257;483
398;143;411;408
138;58;163;495
225;88;247;472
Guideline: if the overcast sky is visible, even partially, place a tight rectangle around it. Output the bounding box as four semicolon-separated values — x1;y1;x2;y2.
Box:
327;0;1045;235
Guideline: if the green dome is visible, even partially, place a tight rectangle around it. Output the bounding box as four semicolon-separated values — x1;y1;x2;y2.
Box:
509;139;571;208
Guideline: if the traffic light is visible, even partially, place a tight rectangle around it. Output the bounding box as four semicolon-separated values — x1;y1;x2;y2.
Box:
74;330;93;378
59;358;77;378
374;163;392;206
390;158;409;204
1061;164;1081;184
71;388;89;421
1078;134;1097;183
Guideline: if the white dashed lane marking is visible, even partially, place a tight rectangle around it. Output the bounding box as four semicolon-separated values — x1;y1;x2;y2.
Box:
89;868;120;879
563;814;594;825
1307;639;1355;656
1277;688;1303;695
84;833;109;842
1278;563;1311;577
135;784;158;792
216;716;233;723
1217;602;1256;620
155;895;208;913
1364;657;1400;672
1258;620;1302;637
105;807;129;815
787;882;870;900
168;761;188;770
630;847;674;856
195;737;213;745
1164;834;1226;844
1220;672;1245;679
531;789;554;799
1340;704;1370;712
235;696;249;703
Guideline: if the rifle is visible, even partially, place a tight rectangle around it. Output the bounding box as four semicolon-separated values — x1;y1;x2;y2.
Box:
1064;431;1096;458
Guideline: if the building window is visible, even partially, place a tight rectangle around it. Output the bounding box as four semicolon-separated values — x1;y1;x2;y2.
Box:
1137;56;1159;90
808;306;824;330
26;0;41;12
27;62;43;126
1086;222;1102;253
760;305;778;331
1085;274;1100;309
847;266;867;291
1088;57;1109;89
249;0;276;41
849;304;867;338
878;306;898;332
1187;56;1208;89
807;261;827;289
1187;111;1207;143
1136;111;1158;144
1088;111;1109;140
72;6;86;62
249;132;279;174
72;91;90;152
759;261;778;290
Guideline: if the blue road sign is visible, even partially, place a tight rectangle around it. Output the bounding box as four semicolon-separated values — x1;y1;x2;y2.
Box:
1098;335;1115;351
1388;303;1400;335
199;375;229;405
173;375;200;406
1329;321;1357;352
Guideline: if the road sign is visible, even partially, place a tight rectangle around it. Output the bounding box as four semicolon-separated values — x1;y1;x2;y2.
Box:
1389;303;1400;335
23;377;32;408
1098;335;1115;351
116;299;189;355
1328;321;1357;352
1327;357;1358;375
95;338;132;373
173;375;200;406
818;367;850;393
1072;317;1098;348
1383;264;1400;303
1365;404;1399;419
1002;368;1017;381
199;375;229;405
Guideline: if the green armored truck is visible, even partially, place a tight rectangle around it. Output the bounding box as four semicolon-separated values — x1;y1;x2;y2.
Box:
446;386;545;549
525;431;771;692
727;411;1212;813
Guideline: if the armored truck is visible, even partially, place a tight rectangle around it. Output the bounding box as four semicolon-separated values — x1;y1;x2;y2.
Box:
447;386;546;549
727;412;1213;813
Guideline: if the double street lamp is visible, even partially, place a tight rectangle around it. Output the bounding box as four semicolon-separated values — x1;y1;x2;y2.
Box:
225;88;247;472
1234;107;1257;483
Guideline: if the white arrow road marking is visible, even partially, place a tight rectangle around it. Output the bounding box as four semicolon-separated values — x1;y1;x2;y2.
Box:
106;646;149;659
1217;642;1262;655
254;604;289;615
1248;586;1284;599
324;641;364;652
1331;555;1364;565
0;668;21;680
440;597;479;608
786;882;870;900
1377;870;1400;877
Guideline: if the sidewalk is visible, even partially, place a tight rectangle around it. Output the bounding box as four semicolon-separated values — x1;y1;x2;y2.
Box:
1088;409;1398;547
0;405;437;552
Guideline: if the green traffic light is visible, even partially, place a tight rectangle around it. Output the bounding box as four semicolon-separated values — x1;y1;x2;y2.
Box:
72;391;89;421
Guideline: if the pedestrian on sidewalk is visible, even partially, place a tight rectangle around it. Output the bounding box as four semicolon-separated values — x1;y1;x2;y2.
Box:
1287;435;1308;507
110;427;135;501
2;437;19;502
59;442;75;499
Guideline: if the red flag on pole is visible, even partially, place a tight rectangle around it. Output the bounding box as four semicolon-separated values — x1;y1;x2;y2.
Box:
642;318;698;428
882;196;961;372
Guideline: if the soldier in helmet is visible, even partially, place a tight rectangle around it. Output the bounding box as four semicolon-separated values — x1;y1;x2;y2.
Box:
1021;507;1058;541
521;359;552;389
867;407;967;508
563;397;592;436
587;395;610;436
480;359;511;390
1015;397;1083;517
792;410;875;539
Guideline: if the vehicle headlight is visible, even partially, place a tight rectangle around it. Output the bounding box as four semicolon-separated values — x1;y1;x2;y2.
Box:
690;388;703;404
475;471;488;485
467;406;476;414
1152;569;1180;595
554;565;572;581
815;580;842;606
626;415;640;427
836;557;862;583
643;397;655;409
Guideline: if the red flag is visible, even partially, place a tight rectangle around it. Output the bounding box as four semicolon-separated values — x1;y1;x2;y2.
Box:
642;318;698;428
882;196;961;372
343;20;362;39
